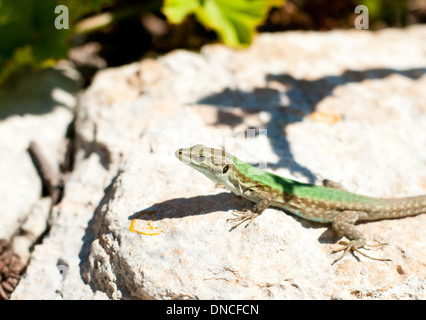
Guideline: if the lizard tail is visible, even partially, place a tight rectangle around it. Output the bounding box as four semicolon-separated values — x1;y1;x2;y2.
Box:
378;195;426;219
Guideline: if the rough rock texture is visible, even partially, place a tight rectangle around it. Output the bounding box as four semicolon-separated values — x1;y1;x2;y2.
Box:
0;62;80;263
12;26;426;299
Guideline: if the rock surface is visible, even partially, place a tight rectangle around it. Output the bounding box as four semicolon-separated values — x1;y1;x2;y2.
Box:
10;26;426;299
0;63;80;263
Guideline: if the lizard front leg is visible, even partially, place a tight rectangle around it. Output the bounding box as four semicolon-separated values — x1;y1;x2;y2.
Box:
227;192;272;231
331;211;390;263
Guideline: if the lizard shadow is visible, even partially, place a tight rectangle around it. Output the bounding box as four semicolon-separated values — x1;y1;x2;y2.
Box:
282;210;341;244
128;190;333;234
128;192;252;221
129;189;342;243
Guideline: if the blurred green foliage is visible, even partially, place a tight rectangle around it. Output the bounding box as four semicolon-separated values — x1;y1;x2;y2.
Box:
0;0;112;85
361;0;408;26
162;0;285;48
0;0;422;86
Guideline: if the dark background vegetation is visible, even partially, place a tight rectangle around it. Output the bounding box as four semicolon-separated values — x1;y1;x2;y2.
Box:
1;0;425;86
76;0;426;67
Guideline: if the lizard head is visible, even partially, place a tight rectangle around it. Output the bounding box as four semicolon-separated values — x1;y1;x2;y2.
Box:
175;144;234;184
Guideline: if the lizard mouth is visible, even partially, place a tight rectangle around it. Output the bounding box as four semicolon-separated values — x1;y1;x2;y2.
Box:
175;149;183;161
175;148;202;168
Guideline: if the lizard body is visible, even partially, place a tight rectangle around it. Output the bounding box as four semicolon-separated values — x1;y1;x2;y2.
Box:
175;144;426;263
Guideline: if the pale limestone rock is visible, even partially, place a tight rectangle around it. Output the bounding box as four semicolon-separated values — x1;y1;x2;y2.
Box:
0;64;79;243
13;26;426;299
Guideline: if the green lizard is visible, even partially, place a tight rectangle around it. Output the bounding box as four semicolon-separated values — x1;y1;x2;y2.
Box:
175;144;426;263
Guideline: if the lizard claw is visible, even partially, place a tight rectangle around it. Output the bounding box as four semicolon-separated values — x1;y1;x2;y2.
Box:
230;208;247;217
227;210;259;231
332;240;391;264
363;241;389;249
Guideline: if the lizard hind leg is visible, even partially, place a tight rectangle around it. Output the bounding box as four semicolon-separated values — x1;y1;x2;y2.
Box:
331;211;391;264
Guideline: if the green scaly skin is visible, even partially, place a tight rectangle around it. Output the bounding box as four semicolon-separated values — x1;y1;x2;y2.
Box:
175;144;426;263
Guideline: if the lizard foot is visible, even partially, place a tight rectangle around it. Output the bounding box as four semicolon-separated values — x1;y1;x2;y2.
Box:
332;240;391;264
227;209;259;231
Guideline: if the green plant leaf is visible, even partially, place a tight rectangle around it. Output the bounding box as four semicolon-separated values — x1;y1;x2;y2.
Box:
163;0;285;48
162;0;200;23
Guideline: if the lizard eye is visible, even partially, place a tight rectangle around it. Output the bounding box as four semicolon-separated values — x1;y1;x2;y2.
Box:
223;165;229;174
198;155;206;161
